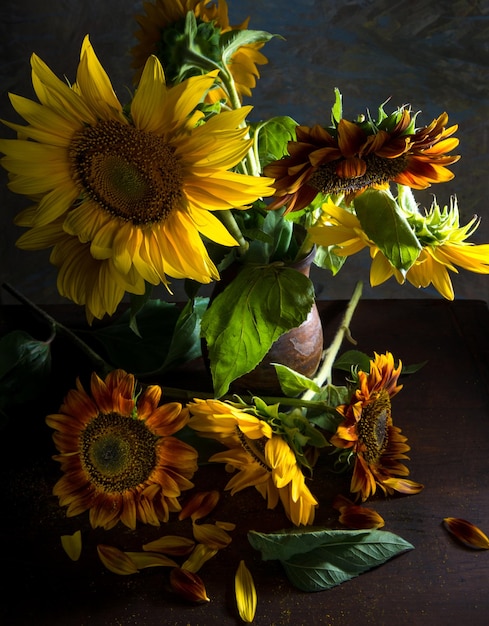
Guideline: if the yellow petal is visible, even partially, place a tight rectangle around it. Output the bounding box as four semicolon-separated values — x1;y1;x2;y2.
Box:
60;530;82;561
235;560;257;623
97;544;139;575
125;551;178;569
192;522;233;549
443;517;489;549
142;535;195;556
181;543;218;573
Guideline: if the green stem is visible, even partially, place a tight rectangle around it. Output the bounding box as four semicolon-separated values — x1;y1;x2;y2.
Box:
218;210;249;254
2;283;114;378
302;280;363;400
219;66;261;177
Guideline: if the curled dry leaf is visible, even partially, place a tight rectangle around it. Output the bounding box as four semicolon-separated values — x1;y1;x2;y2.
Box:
443;517;489;549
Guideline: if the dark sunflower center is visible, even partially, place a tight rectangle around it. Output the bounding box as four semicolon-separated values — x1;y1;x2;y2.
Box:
357;389;392;464
309;153;409;194
80;411;158;493
235;427;271;470
69;119;184;225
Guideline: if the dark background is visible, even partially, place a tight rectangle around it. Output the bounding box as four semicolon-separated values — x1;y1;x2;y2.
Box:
1;0;488;306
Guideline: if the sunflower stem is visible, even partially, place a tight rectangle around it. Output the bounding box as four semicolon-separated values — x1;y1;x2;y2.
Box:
219;210;249;254
302;280;363;400
2;282;114;378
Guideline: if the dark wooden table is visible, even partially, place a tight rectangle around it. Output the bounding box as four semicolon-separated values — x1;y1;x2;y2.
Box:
1;299;489;625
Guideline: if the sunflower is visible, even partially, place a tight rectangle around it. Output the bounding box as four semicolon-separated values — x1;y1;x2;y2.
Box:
0;36;274;318
330;352;423;502
46;369;198;530
264;107;459;212
131;0;268;102
188;398;318;526
309;195;489;300
15;209;146;323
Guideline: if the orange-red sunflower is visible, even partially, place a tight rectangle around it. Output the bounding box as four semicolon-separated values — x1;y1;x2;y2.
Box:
131;0;268;103
330;352;423;502
46;369;198;530
264;107;459;213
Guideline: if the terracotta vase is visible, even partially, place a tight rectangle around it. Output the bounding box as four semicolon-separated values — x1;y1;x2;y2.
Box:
207;248;324;396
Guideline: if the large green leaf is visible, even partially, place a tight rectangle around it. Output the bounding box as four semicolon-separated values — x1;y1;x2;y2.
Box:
90;298;208;376
248;528;414;592
201;264;315;397
354;188;421;274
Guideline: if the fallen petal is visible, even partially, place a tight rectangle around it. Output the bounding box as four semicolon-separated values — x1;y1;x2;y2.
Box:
97;544;139;575
192;522;233;549
443;517;489;549
125;551;178;569
179;490;220;521
142;535;195;556
382;477;424;495
182;543;218;573
60;530;82;561
235;560;257;623
170;567;210;603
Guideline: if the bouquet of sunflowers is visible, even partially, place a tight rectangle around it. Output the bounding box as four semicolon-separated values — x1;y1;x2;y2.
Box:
2;0;489;617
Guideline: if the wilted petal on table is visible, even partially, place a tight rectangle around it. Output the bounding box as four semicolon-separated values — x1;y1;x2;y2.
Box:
443;517;489;549
182;543;218;573
60;530;82;561
192;522;233;549
97;544;139;575
178;490;220;521
235;560;257;623
142;535;195;556
170;567;210;603
125;551;178;569
332;494;385;529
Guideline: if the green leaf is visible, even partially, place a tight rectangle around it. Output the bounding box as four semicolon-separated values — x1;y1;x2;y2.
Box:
307;383;349;432
248;528;414;592
273;364;321;397
331;87;343;125
354;188;421;274
220;29;278;65
201;264;315;397
161;297;208;371
0;330;52;416
91;299;207;376
252;116;298;168
313;244;347;276
333;349;372;374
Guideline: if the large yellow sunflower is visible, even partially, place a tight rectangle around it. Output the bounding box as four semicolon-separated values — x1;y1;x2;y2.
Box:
0;36;274;316
330;352;423;502
264;108;459;212
188;398;318;526
15;208;146;323
131;0;268;102
46;369;198;530
309;196;489;300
